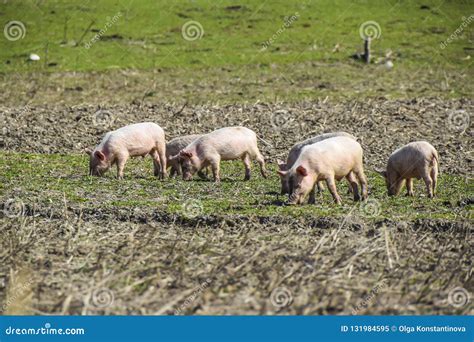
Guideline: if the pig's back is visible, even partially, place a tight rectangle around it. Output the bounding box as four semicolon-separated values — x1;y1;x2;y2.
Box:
197;127;257;158
103;122;164;155
388;141;437;170
287;132;356;166
298;136;362;169
167;134;202;157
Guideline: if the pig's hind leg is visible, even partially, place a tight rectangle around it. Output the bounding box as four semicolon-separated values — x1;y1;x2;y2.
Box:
346;172;360;201
156;141;167;179
253;150;267;179
151;150;162;178
422;167;434;198
430;164;438;197
242;153;252;181
354;167;368;200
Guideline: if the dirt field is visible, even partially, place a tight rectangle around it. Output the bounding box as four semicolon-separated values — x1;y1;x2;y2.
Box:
0;0;472;317
1;99;472;315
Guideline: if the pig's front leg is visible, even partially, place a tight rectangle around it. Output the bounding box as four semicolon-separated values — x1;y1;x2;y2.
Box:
326;176;342;204
405;178;414;196
210;159;221;183
308;186;316;204
116;155;129;179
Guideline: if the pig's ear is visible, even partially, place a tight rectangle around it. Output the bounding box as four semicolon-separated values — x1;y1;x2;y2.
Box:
375;169;387;178
84;148;93;156
179;150;193;158
296;165;308;177
277;159;287;170
94;150;106;161
277;170;288;177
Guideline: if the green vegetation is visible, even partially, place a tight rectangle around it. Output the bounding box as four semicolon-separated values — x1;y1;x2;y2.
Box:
1;0;472;72
0;152;471;221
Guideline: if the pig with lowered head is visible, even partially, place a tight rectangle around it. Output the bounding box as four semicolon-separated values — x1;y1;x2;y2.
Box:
378;141;439;198
278;136;368;205
277;131;357;197
170;126;267;183
166;134;202;177
86;122;167;179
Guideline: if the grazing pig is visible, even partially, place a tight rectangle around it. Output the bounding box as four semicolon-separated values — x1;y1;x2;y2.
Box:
278;136;368;205
378;141;439;198
166;134;203;177
85;122;167;179
171;126;267;183
277;131;357;196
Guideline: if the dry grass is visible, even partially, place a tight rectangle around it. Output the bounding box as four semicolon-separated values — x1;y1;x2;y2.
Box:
0;214;472;315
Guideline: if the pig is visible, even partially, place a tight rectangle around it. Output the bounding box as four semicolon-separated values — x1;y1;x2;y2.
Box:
378;141;439;198
166;134;205;178
277;132;357;196
170;126;267;183
278;136;368;205
85;122;167;179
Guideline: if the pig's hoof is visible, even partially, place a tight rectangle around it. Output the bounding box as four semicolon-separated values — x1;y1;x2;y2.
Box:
244;175;251;181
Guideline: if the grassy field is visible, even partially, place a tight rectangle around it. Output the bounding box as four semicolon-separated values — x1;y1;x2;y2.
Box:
2;0;472;71
0;0;473;103
0;152;472;221
0;0;472;316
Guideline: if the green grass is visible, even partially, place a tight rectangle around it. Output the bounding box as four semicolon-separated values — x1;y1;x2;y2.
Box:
0;0;472;102
0;152;471;221
1;0;472;72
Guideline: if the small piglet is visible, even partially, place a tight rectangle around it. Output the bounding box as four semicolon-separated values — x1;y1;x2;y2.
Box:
278;136;368;205
379;141;439;198
166;134;203;177
86;122;167;179
171;126;267;183
277;131;356;195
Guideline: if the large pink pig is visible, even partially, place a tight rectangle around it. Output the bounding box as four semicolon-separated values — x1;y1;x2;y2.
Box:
278;136;368;205
85;122;167;179
378;141;439;198
277;131;356;196
171;126;267;183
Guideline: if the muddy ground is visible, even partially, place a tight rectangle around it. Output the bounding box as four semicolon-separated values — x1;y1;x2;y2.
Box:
1;98;472;174
0;98;473;315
